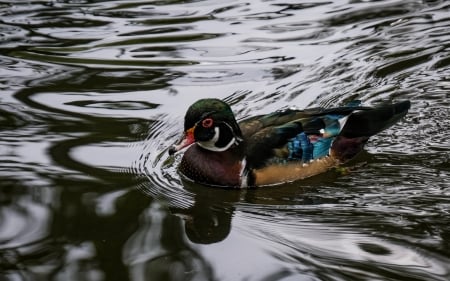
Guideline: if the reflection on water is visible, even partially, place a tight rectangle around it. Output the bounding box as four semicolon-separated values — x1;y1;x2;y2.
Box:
1;0;450;280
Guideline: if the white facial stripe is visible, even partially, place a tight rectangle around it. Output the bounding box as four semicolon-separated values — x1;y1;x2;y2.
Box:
197;126;236;152
197;126;220;150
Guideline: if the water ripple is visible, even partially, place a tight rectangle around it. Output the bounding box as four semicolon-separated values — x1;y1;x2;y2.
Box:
1;0;450;280
136;118;196;209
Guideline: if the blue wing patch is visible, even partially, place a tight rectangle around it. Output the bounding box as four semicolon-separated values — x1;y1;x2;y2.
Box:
288;132;313;162
284;101;360;163
311;136;333;159
288;133;334;162
287;112;351;162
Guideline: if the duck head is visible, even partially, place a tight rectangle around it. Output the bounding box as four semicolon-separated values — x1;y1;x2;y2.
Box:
169;99;243;155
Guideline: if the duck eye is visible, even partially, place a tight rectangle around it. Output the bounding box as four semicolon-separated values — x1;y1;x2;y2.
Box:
201;118;214;128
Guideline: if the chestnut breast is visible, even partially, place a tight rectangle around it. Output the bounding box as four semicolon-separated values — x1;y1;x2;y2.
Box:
179;144;243;187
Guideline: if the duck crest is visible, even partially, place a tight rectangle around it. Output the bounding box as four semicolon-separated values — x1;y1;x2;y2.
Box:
170;98;411;188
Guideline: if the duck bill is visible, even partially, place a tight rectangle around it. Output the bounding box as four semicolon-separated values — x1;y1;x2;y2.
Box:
169;127;195;155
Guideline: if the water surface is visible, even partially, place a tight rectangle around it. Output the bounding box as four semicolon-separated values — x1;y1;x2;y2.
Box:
1;0;450;280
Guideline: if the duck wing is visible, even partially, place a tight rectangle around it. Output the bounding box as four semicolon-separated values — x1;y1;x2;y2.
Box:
241;101;411;169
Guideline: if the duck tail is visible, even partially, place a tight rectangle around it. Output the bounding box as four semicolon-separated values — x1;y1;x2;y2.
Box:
331;101;410;162
340;100;411;138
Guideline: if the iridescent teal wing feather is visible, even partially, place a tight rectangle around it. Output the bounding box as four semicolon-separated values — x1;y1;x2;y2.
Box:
243;112;351;168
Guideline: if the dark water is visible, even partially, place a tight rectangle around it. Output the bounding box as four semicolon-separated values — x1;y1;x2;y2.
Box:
1;0;450;280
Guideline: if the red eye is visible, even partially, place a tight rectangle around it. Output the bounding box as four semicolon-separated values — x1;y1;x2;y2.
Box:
202;118;214;128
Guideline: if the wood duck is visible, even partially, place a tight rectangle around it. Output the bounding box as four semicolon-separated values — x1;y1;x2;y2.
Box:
169;99;410;188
